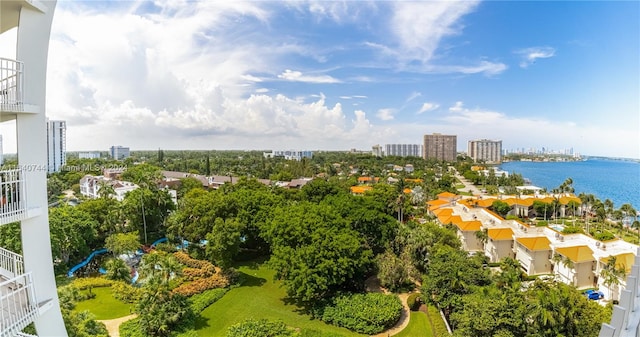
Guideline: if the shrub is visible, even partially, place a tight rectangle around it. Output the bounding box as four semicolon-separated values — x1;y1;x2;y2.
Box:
321;293;402;334
71;277;114;290
119;318;145;337
299;330;346;337
536;220;548;227
172;274;230;296
174;251;218;271
562;226;583;234
595;231;616;241
406;293;421;311
226;319;296;337
111;281;142;303
427;304;450;336
183;267;214;280
189;288;228;313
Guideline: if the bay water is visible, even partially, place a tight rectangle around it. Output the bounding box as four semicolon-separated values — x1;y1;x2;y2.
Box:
500;158;640;211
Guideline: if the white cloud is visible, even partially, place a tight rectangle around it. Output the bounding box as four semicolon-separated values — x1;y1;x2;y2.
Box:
278;69;341;83
515;46;556;68
406;91;422;103
390;1;479;63
376;108;396;121
418;102;439;114
449;101;465;112
255;88;269;93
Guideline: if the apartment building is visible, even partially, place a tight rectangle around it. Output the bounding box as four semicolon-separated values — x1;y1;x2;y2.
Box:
110;145;130;160
0;0;67;335
46;119;66;173
423;133;457;161
468;139;502;163
79;175;139;201
263;150;313;161
384;144;422;157
431;194;639;302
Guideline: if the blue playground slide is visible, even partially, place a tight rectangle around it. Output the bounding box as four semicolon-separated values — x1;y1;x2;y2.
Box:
67;248;109;277
131;270;139;284
151;237;168;247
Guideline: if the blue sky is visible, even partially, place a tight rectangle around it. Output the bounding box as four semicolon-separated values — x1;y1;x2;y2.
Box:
1;1;638;158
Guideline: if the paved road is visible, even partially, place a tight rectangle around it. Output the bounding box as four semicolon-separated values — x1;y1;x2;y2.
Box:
455;173;483;196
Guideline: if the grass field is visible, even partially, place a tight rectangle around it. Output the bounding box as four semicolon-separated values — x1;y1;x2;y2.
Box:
195;261;364;337
74;287;132;320
395;311;433;337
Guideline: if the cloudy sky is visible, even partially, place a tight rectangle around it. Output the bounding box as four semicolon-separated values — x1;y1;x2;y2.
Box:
1;1;638;158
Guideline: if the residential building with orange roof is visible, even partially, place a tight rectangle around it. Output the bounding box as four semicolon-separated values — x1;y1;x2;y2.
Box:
553;245;595;288
436;191;459;202
427;199;450;211
357;176;379;184
597;252;636;301
515;236;552;275
349;186;372;195
454;220;484;251
485;228;515;263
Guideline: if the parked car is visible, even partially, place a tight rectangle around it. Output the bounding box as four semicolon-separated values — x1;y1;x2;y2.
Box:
583;289;604;300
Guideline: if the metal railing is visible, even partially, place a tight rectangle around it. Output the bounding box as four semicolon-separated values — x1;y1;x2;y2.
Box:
0;273;38;337
0;169;27;225
0;58;24;112
0;248;23;281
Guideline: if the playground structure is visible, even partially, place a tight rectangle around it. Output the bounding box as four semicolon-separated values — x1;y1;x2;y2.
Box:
67;248;108;277
67;237;171;282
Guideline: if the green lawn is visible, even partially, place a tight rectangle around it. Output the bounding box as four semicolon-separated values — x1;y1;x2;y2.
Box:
195;262;364;337
74;287;132;320
395;311;434;337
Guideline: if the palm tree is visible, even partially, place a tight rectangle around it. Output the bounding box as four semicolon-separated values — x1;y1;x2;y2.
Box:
105;258;131;283
140;252;163;279
158;254;183;283
395;178;406;223
601;255;626;302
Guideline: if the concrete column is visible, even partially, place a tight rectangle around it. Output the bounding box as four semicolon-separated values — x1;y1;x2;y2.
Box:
16;1;67;336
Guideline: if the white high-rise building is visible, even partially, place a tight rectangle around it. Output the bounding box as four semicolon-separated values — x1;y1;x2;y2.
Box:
46;119;66;172
384;144;423;157
0;1;68;336
468;139;502;164
110;145;130;160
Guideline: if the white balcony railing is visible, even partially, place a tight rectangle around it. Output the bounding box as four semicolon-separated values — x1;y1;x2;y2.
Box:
0;247;23;281
0;273;38;337
0;58;24;112
0;169;27;225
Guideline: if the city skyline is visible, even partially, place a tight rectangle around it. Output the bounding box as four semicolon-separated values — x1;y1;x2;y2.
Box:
0;1;638;159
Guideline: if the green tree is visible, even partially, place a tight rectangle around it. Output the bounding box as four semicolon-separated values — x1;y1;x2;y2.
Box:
491;200;511;218
376;250;409;292
49;205;100;268
122;188;175;244
205;218;243;270
421;245;491;319
105;232;140;257
104;258;131;283
263;202;373;304
135;282;194;337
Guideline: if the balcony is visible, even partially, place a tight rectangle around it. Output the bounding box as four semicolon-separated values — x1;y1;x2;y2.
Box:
0;248;39;337
0;58;23;114
0;169;28;227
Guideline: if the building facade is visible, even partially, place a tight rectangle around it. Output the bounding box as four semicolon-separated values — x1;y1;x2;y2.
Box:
384;144;422;157
468;139;502;163
371;144;383;157
110;145;130;160
46;119;66;172
423;133;457;161
78;151;101;159
263;150;313;161
0;0;68;335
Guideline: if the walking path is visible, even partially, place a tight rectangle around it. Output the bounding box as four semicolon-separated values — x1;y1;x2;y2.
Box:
98;314;137;337
365;276;412;337
455;173;483;196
